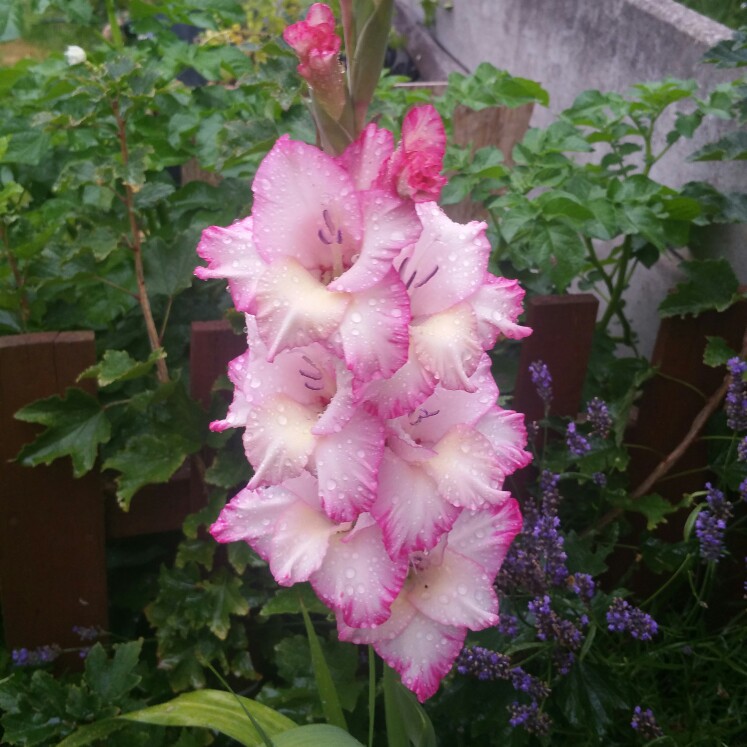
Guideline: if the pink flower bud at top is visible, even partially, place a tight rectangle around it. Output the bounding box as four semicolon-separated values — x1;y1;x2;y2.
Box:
385;105;447;202
283;3;347;119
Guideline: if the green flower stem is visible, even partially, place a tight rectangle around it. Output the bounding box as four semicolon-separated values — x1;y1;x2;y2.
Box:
111;95;169;384
0;223;30;330
105;0;125;49
368;646;376;747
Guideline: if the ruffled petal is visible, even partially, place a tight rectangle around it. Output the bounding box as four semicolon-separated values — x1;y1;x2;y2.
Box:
254;258;350;360
336;123;394;191
312;520;407;627
411;302;483;392
474;407;533;474
329;191;421;293
195;217;266;312
335;269;411;381
397;203;490;317
407;549;499;630
372;448;460;559
398;354;497;444
356;347;436;420
471;274;532;348
424;424;510;510
374;601;466;702
244;395;319;487
337;593;416;646
252;136;362;272
314;410;385;522
446;501;523;576
269;499;337;585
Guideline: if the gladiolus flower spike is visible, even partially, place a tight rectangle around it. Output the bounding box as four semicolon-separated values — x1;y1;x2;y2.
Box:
196;6;532;704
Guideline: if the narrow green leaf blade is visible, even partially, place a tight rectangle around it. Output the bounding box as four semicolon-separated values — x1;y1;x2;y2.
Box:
273;724;365;746
299;597;348;731
120;690;296;746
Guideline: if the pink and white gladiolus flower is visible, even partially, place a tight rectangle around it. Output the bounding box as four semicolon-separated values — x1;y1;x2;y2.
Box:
196;104;532;701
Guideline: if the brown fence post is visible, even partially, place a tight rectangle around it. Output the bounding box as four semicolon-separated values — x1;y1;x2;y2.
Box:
513;294;600;422
0;332;108;657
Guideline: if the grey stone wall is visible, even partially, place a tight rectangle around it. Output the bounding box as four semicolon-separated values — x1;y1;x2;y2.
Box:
395;0;746;356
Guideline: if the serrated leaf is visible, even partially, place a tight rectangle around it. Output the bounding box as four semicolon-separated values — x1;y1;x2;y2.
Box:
103;432;194;509
15;389;111;477
204;450;252;488
659;258;741;317
2;130;50;165
119;690;296;746
134;181;176;209
703;30;747;68
704;336;738;367
79;349;166;387
690;131;747;162
626;493;679;531
143;233;197;297
200;573;249;639
84;640;142;702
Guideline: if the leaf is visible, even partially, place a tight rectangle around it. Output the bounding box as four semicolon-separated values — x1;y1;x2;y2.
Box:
382;665;437;747
78;349;166;387
689;131;747;162
260;585;330;618
57;719;128;747
134;181;176;209
120;690;296;746
273;725;365;746
84;640;142;702
2;131;50;165
0;1;23;41
103;431;194;509
143;233;198;297
199;572;250;639
626;493;681;531
705;336;739;368
299;598;347;731
659;258;741;318
703;29;747;68
15;389;111;477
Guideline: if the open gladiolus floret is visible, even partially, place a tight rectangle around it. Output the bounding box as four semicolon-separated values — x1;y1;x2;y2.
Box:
196;75;531;702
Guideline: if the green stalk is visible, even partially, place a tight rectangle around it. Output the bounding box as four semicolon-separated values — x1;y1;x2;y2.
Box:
105;0;124;49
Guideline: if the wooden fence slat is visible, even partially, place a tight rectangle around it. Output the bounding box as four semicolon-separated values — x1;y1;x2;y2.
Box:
0;332;108;656
627;300;747;517
513;294;599;422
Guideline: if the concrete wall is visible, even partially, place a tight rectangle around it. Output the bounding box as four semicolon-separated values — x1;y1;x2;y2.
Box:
395;0;746;356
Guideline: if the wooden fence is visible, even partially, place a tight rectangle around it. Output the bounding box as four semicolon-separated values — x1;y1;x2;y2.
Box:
1;297;744;656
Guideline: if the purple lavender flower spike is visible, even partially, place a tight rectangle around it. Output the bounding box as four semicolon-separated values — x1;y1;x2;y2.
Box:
586;397;611;438
631;706;664;739
566;422;591;457
725;357;747;431
738;436;747;463
606;598;658;641
695;483;734;562
455;646;510;681
508;700;552;735
529;360;553;407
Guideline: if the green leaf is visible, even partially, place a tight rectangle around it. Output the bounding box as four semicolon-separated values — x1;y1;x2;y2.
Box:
659;258;741;317
537;193;595;221
0;1;23;41
299;598;347;731
120;690;296;746
2;130;50;165
626;493;681;531
57;719;128;747
703;336;738;367
134;181;176;209
273;725;365;746
260;584;330;617
84;640;142;702
703;30;747;68
103;431;194;509
143;234;198;297
689;131;747;161
382;665;437;747
79;349;166;387
15;389;111;477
